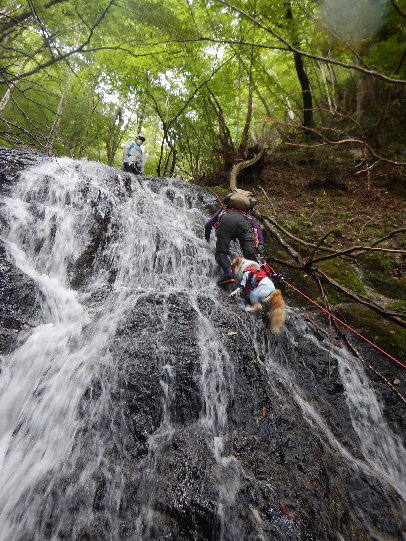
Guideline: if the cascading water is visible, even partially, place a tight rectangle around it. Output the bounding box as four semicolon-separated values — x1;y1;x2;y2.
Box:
0;153;404;540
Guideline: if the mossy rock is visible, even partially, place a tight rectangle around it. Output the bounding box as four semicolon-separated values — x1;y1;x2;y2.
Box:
335;303;405;361
364;275;405;301
317;258;367;303
357;252;405;300
358;251;403;274
386;300;406;315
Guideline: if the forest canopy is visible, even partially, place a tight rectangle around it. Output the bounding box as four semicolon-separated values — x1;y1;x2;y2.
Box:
1;0;405;178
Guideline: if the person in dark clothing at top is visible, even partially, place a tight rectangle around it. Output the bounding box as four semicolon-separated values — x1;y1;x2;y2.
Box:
205;197;264;286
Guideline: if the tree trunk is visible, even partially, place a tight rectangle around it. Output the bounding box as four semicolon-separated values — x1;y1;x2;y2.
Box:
0;55;33;112
237;49;254;158
68;133;79;158
285;4;313;129
106;96;125;166
206;86;236;169
318;61;336;113
237;81;253;157
46;71;74;154
294;52;313;128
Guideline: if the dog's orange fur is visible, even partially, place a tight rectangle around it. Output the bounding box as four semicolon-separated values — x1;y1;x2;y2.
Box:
264;289;286;333
231;257;286;333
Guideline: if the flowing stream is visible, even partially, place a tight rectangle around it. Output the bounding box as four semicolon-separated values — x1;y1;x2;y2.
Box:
0;156;404;540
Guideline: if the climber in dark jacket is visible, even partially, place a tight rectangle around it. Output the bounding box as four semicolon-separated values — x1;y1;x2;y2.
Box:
205;200;264;286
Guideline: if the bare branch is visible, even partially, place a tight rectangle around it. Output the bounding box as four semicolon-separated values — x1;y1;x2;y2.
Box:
0;0;68;33
91;34;406;86
266;250;406;326
305;230;335;266
258;185;277;216
256;202;338;253
0;117;48;149
282;124;406;166
211;0;406;85
315;269;406;326
370;228;406;247
260;215;304;266
310;245;406;265
255;210;405;327
0;0;115;85
390;0;406;18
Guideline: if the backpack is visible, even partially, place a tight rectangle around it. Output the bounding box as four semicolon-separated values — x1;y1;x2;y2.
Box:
224;188;256;211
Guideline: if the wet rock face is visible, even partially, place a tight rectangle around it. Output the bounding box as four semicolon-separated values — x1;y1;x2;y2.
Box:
0;149;44;354
0;241;41;354
32;294;402;541
0;148;404;541
0;146;47;196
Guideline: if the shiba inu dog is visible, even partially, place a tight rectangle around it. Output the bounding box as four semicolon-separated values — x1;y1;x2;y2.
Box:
231;257;286;333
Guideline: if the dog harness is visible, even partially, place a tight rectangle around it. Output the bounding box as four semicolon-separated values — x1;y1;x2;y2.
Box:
241;263;272;291
240;263;276;303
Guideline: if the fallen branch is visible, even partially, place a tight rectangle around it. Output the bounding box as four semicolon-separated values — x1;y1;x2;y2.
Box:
309;245;406;266
258;185;277;217
313;272;335;378
284;130;406;167
305;230;335;266
256;213;405;327
370;227;406;247
256;205;337;253
260;215;304;266
261;111;406;168
390;0;406;18
303;316;342;348
257;207;404;266
263;256;302;270
264;255;406;326
315;269;406;327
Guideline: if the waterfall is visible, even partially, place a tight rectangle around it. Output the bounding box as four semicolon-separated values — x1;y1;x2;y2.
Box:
0;154;404;540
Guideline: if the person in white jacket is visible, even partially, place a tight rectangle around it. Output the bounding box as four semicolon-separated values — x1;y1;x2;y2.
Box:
123;133;146;175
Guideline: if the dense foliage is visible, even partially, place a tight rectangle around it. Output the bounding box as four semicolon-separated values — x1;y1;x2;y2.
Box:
1;0;405;177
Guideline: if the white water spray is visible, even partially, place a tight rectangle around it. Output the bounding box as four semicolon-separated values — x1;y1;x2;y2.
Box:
0;156;404;540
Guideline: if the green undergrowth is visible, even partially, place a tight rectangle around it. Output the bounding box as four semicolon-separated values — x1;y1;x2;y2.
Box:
206;176;405;361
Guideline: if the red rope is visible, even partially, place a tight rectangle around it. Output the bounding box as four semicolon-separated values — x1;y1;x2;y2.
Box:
285;280;405;368
266;261;406;369
204;190;405;369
